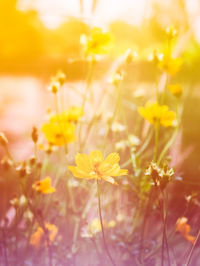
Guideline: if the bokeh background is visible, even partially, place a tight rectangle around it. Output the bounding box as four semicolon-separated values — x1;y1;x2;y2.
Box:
1;0;200;178
1;1;200;265
0;0;199;212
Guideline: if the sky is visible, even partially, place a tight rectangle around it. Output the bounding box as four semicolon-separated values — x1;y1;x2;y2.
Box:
18;0;148;29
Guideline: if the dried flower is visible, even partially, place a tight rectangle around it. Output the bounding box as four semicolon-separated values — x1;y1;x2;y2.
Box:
31;127;38;143
68;151;128;185
145;162;174;190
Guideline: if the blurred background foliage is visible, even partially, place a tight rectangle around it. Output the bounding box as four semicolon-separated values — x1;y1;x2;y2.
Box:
1;0;200;183
1;0;200;79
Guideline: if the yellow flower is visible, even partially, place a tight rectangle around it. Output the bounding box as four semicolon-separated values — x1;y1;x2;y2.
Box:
81;27;112;55
88;218;102;236
168;84;182;97
138;102;176;127
68;151;128;185
50;107;84;124
176;217;195;244
30;223;58;248
84;218;116;238
159;55;182;76
41;120;76;146
32;177;56;194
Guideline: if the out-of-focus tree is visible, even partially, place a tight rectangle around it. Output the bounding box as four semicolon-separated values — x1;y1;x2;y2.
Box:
0;0;45;61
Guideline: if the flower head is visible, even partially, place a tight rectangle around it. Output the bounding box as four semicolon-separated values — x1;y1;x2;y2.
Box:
50;107;84;124
138;102;176;127
159;55;182;76
68;151;128;185
168;84;182;97
41;120;76;146
176;217;195;244
32;177;56;194
30;223;58;248
81;27;112;56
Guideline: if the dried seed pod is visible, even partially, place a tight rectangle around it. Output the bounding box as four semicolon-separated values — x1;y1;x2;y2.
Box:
31;127;38;143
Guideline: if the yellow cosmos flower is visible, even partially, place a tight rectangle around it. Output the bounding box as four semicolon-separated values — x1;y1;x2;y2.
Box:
41;120;76;146
32;177;56;194
176;217;195;244
138;102;176;127
81;27;112;55
50;107;84;124
30;223;58;248
168;84;182;97
159;55;182;76
68;151;128;185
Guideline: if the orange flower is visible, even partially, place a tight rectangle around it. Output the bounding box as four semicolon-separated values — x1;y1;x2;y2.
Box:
30;223;58;248
176;217;195;244
68;151;128;185
32;177;56;194
168;84;182;97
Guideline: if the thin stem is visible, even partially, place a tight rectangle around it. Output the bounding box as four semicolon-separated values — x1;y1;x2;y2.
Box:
153;122;159;161
185;228;200;266
96;180;116;266
2;228;9;266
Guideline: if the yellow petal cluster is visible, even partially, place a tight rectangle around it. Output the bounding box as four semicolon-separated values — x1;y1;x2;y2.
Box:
50;106;84;124
81;27;112;55
138;102;176;127
176;217;195;244
168;84;182;97
159;55;182;76
32;177;56;194
30;223;58;248
68;151;128;185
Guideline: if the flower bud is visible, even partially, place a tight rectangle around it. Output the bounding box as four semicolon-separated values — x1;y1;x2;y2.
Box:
31;127;38;143
0;132;8;147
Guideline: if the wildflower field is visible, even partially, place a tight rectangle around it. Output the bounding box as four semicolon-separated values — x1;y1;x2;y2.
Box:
1;1;200;265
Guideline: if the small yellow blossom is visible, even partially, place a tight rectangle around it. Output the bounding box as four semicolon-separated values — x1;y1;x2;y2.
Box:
168;84;182;97
32;177;56;194
138;102;176;127
50;107;84;124
30;223;58;248
159;55;182;76
88;218;102;236
176;217;195;244
41;120;76;146
81;27;112;55
84;218;116;238
68;151;128;185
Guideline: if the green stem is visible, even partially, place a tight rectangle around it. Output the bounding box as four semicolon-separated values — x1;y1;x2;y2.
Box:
97;180;116;266
153;122;159;161
185;228;200;266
